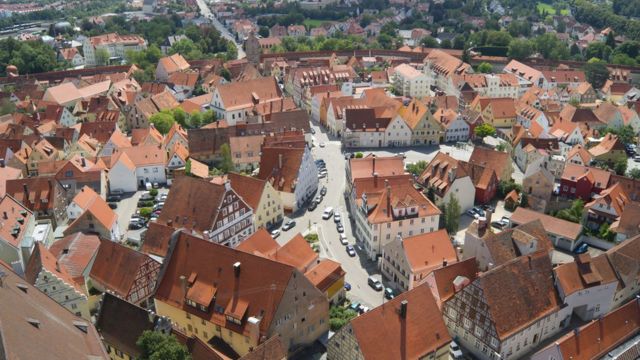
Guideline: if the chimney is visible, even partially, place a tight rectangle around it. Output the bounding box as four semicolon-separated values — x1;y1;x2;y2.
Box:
23;184;28;201
0;159;4;168
278;153;283;168
81;157;86;167
179;275;187;298
372;155;376;175
574;328;580;355
399;300;408;318
233;262;241;277
373;172;378;187
443;258;448;267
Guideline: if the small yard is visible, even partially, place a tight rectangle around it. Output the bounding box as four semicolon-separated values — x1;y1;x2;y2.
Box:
303;19;326;28
536;2;569;15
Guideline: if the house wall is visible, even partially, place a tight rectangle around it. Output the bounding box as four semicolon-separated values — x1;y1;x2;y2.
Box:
135;164;167;186
410;116;442;145
381;238;413;291
268;273;329;353
385;117;411;147
66;212;119;242
254;182;284;229
559;281;617;321
364;213;440;260
445;119;470;142
33;268;90;319
326;323;364;360
439;177;475;212
0;239;22;274
293;148;318;212
108;162;138;193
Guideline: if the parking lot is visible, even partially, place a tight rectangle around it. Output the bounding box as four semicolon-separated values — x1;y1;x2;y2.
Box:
112;187;170;245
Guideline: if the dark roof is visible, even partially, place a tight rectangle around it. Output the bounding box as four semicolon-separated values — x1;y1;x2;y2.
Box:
157;176;227;233
95;293;157;357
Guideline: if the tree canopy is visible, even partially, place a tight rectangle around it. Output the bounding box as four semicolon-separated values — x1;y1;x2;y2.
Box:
0;38;59;76
136;331;191;360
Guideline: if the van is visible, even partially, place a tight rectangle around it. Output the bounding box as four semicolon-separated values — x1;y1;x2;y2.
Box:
322;207;334;220
367;276;383;291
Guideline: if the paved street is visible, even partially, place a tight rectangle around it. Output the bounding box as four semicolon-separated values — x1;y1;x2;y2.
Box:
113;188;170;244
194;0;246;59
276;123;386;309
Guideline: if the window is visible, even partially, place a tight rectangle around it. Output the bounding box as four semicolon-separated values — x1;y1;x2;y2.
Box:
65;170;73;177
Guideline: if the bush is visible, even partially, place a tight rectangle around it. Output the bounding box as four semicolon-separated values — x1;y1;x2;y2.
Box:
304;233;319;243
138;200;154;208
139;207;153;218
149;189;158;197
329;306;358;331
355;152;364;158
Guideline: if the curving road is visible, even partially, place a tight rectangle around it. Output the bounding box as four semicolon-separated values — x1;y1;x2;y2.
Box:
194;0;246;59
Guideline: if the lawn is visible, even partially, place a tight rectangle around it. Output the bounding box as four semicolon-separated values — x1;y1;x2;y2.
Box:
303;19;326;28
536;2;569;15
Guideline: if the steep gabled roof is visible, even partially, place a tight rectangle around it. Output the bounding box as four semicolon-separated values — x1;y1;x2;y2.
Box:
350;284;451;359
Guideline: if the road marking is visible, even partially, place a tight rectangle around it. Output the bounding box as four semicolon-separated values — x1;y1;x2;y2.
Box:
316;224;334;259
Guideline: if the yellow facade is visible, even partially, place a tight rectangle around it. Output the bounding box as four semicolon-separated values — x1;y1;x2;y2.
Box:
154;300;259;357
593;149;626;164
105;342;132;360
254;181;284;229
326;276;344;301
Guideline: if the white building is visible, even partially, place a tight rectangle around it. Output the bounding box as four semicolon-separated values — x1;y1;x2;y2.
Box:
210;77;283;126
393;63;432;98
83;33;147;67
108;145;167;193
351;175;441;260
418;151;475;211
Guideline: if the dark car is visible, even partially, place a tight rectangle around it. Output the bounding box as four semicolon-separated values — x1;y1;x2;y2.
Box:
573;243;589;254
337;223;344;233
310;128;316;134
320;186;327;196
482;204;495;212
308;200;318;211
107;195;121;202
108;202;118;209
384;287;394;299
491;221;505;229
344;282;352;291
282;219;296;231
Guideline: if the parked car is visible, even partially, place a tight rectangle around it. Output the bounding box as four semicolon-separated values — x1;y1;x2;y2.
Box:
472;206;485;217
368;276;383;291
108;202;118;209
573;242;589;254
140;192;154;201
282;219;296;231
322;207;334;220
334;213;341;223
107;195;121;202
339;233;348;245
308;201;318;211
491;221;505;229
450;341;463;359
145;182;152;190
271;229;281;238
466;209;480;219
346;245;356;257
349;302;360;311
336;223;344;233
310;128;316;134
634;155;640;162
319;142;326;147
359;306;370;314
318;172;327;179
152;182;159;189
320;186;327;196
384;287;394;299
482;204;495;212
344;282;351;291
314;194;323;203
128;219;143;230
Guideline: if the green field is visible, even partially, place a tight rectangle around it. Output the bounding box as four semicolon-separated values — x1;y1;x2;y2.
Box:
536;2;570;15
303;19;326;28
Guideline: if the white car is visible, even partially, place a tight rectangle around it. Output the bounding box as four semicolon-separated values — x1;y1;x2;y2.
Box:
339;233;348;245
319;142;326;148
322;207;334;220
271;229;281;238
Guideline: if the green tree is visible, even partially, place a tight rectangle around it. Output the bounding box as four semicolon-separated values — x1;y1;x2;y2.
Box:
329;306;357;331
628;168;640;179
440;39;452;49
476;62;493;73
168;39;204;60
136;330;191;360
535;33;570;60
95;48;110;66
172;108;188;128
498;180;522;197
599;223;616;241
201;109;216;125
444;194;461;234
585;42;612;61
602;124;635;144
496;143;507;152
453;35;465;50
556;199;585;223
406;160;428;176
0;37;59;76
149;111;175;134
355;152;364;158
584;58;610;90
606;31;616;49
614;158;628;175
421;36;439;48
507;38;534;60
189;111;202;128
258;26;270;38
0;99;16;116
474;123;496;138
219;143;234;173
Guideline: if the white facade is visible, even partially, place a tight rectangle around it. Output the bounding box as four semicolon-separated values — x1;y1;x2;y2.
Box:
558;279;617;322
59;108;77;128
83;37;147;67
32;267;90;319
444;117;470;142
293;147;319;211
67;201;84;220
107;161;137;193
167;153;186;169
385;116;411;147
478;75;519;99
393;64;432;98
438;176;475;212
